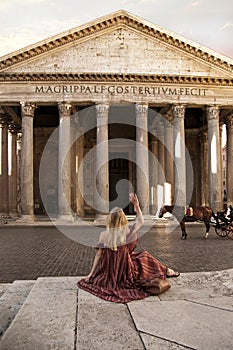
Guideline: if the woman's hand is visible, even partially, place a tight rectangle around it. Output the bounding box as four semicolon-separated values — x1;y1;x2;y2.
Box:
129;193;144;227
129;193;139;208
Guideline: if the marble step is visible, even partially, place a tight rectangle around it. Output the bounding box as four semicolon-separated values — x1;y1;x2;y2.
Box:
0;277;78;350
0;284;11;299
0;276;144;350
0;280;35;339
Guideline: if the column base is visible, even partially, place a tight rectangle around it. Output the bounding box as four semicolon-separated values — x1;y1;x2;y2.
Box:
17;215;35;223
9;211;19;219
142;214;153;220
94;214;107;226
0;212;11;218
57;214;74;222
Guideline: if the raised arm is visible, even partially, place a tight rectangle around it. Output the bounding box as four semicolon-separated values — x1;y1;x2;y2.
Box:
129;193;144;233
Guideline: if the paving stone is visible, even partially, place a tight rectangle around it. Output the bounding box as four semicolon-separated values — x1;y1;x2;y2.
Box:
0;280;35;338
160;270;233;302
0;277;77;350
0;225;233;283
77;289;144;350
128;299;233;350
0;284;10;298
0;224;232;350
140;333;190;350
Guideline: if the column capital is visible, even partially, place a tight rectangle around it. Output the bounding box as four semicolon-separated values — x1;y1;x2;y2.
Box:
172;104;186;119
135;103;148;117
58;101;72;117
20;102;37;118
95;103;110;119
206;105;220;121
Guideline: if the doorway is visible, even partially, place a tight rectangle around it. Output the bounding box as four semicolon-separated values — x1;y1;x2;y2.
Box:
109;153;132;214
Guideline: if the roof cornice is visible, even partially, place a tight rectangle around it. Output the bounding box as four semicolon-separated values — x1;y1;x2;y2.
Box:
0;72;232;86
0;10;233;74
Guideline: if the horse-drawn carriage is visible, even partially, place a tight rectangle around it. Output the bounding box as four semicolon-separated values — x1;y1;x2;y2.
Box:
213;206;233;239
158;204;233;239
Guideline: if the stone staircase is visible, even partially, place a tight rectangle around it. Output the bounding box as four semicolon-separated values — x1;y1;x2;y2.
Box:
0;277;79;350
1;271;233;350
0;280;35;339
0;276;145;350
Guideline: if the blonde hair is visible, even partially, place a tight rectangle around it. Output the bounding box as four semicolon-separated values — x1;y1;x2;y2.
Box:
106;207;128;251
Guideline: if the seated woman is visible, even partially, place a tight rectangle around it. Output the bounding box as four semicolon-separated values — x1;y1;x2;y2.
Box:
77;193;179;303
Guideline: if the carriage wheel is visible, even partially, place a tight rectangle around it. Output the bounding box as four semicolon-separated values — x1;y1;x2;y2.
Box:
215;225;228;237
226;223;233;239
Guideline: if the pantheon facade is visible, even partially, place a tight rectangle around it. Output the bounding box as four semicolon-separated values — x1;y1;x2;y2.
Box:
0;10;233;221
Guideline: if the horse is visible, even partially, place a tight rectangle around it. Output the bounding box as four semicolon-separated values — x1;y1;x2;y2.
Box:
158;205;215;239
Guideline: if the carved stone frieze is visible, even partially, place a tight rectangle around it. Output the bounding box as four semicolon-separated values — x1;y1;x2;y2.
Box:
1;72;232;85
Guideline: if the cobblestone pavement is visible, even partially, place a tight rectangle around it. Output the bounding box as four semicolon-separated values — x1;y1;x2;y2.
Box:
0;223;232;283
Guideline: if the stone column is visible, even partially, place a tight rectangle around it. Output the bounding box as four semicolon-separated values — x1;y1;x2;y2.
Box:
58;102;73;220
75;132;84;217
150;136;158;215
207;106;222;212
135;103;149;215
157;119;165;185
95;103;109;218
172;104;186;207
72;111;85;219
20;102;36;221
9;131;18;217
199;131;209;205
164;113;174;204
70;115;77;214
226;114;233;205
219;122;224;205
16;133;22;215
0;119;9;215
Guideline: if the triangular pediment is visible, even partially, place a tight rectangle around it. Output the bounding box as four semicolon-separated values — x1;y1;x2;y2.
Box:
1;10;233;79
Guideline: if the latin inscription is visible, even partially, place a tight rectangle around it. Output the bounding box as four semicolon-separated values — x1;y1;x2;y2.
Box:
35;85;208;96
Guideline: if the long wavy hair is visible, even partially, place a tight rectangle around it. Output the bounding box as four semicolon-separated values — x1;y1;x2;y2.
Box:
106;207;129;251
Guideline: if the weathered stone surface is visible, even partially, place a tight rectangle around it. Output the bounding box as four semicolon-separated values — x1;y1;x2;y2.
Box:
0;277;77;350
159;270;233;303
0;284;10;298
140;333;189;350
128;299;233;350
0;271;232;350
0;280;35;338
6;27;229;78
77;289;144;350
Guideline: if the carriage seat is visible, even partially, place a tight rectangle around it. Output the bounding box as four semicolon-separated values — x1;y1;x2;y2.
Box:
186;207;193;216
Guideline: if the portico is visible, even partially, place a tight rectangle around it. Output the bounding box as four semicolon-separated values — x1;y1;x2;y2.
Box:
0;10;233;221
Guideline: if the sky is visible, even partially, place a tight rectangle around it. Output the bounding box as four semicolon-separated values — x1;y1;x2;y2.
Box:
0;0;232;59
